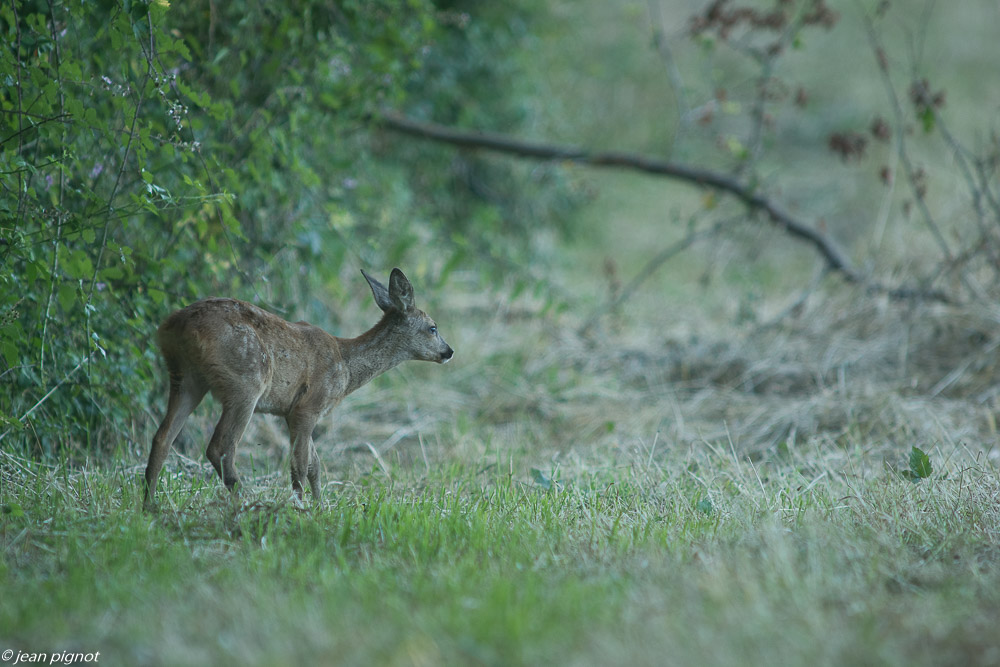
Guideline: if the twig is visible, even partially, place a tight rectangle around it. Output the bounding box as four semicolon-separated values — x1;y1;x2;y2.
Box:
39;2;68;383
740;57;775;179
646;0;689;150
755;264;831;331
930;336;1000;398
0;449;39;477
973;158;1000;224
0;364;34;381
0;113;72;148
39;214;63;381
862;15;951;261
0;351;97;444
11;0;25;225
933;115;1000;276
87;9;156;304
580;217;737;333
77;8;157;388
872;131;899;248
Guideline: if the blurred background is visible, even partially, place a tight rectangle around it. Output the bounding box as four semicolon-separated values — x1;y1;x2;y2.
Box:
2;0;999;474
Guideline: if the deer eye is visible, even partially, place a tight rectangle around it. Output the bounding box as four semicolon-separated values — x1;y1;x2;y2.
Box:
428;325;437;335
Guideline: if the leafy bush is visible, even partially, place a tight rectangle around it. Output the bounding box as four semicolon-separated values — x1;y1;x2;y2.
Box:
0;0;566;455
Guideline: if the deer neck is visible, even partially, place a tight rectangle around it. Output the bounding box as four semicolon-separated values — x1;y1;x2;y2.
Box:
340;314;409;396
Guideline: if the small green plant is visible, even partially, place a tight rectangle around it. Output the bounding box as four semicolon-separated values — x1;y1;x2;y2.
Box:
901;446;934;483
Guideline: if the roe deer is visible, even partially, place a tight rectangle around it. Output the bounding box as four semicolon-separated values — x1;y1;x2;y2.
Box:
143;268;453;509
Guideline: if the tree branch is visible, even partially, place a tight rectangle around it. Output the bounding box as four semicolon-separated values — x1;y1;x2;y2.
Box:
377;111;951;303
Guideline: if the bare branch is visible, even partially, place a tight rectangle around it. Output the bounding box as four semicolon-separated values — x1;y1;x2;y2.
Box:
378;111;951;303
380;112;856;275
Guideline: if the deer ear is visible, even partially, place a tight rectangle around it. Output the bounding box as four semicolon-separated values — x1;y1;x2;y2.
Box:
361;269;395;313
388;268;415;312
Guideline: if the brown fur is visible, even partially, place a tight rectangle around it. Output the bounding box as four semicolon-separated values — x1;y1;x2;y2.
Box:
143;268;453;509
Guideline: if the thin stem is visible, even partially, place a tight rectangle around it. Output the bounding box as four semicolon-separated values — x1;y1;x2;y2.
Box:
0;351;97;445
87;9;156;304
580;217;740;334
40;1;69;381
11;0;24;225
646;0;689;153
863;16;952;261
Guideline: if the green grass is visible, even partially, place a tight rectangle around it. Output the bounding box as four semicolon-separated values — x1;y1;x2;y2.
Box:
3;441;998;665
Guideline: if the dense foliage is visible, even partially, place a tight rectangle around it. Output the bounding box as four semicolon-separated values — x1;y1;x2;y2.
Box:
0;0;562;453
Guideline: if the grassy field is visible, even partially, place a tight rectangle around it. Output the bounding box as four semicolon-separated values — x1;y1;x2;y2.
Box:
2;411;999;665
4;1;1000;665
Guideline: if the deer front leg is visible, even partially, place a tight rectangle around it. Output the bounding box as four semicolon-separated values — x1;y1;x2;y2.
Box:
287;411;321;500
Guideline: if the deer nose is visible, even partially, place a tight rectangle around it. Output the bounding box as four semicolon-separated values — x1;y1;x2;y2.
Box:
440;346;454;363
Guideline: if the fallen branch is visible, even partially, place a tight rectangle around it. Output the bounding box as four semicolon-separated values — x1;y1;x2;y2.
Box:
378;111;951;303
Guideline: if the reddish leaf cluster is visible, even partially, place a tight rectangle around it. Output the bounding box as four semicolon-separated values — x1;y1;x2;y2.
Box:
801;2;839;29
870;117;891;142
690;0;838;40
909;79;946;112
690;0;786;38
828;131;868;162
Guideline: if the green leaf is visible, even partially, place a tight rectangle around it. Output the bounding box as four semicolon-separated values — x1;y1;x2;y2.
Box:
908;446;933;479
64;248;95;280
920;108;936;134
99;266;124;281
0;338;18;368
57;283;78;312
695;497;714;515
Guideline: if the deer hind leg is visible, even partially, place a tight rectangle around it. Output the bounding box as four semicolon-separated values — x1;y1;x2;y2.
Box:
287;411;321;500
205;397;258;492
144;373;207;509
